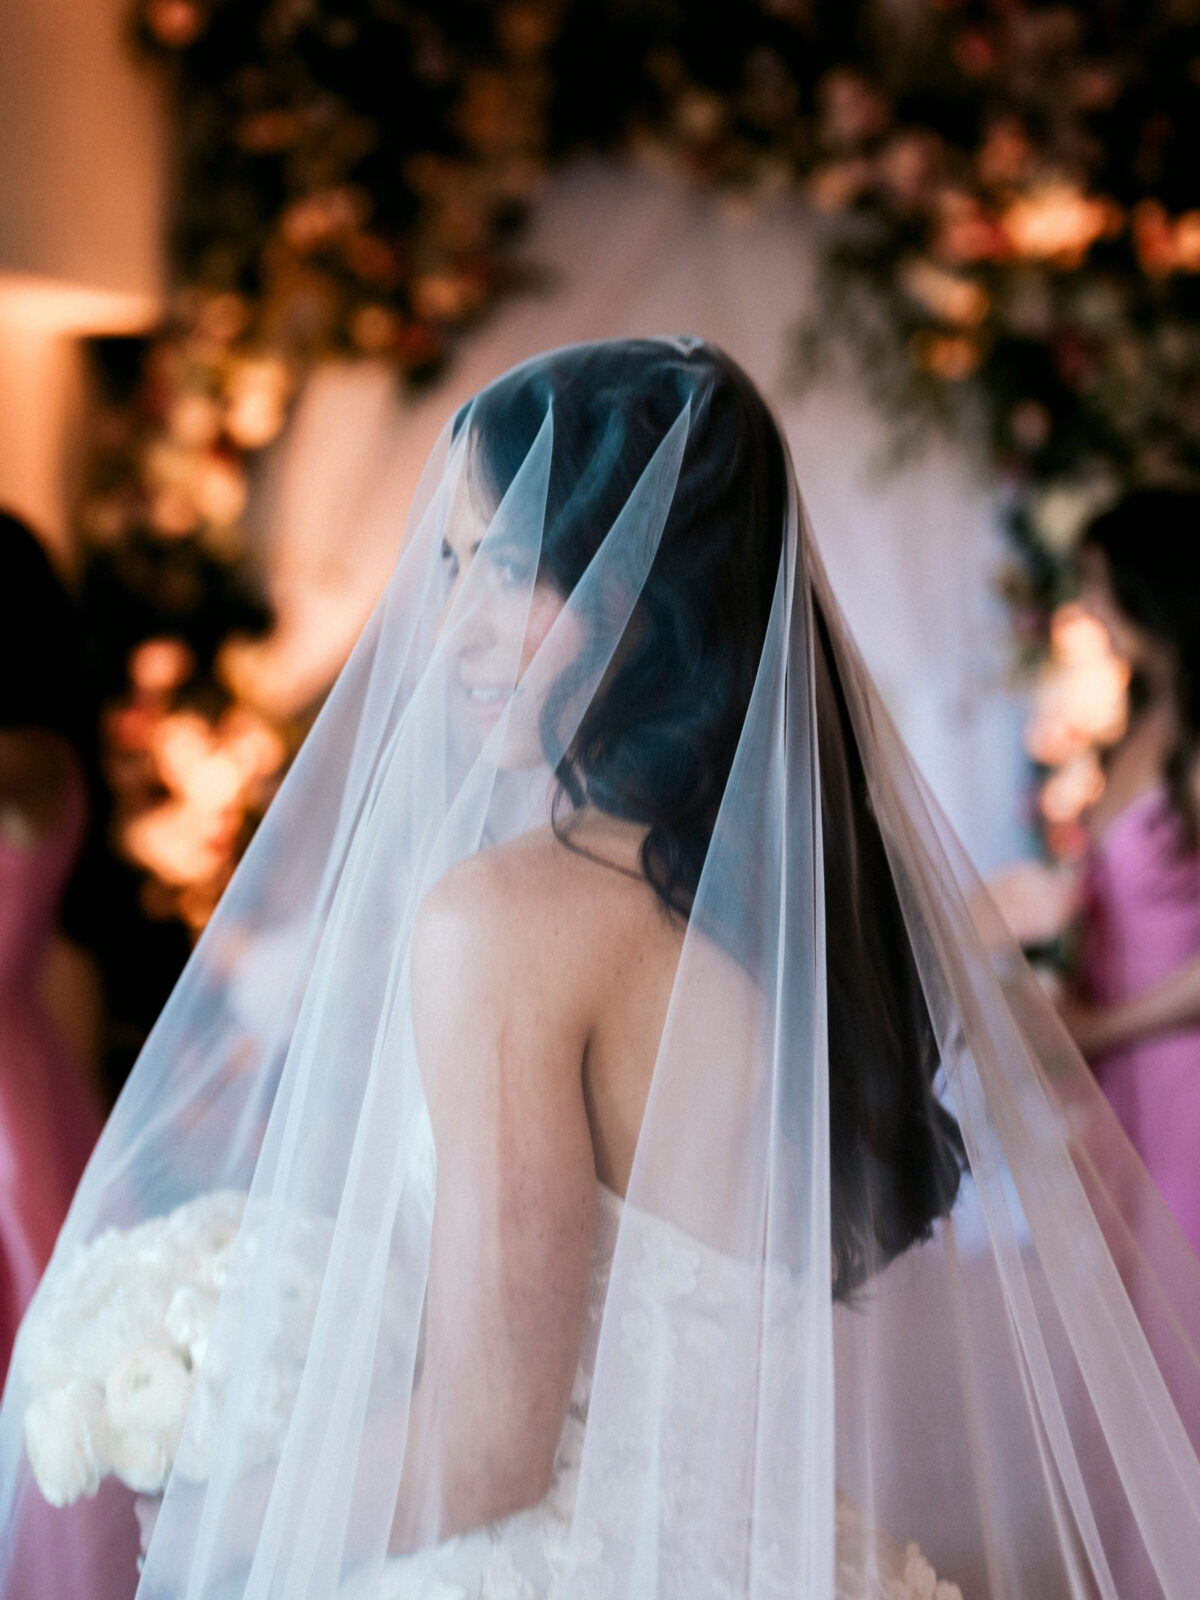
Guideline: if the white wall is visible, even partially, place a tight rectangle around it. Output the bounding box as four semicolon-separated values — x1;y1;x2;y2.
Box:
0;0;165;296
0;0;165;555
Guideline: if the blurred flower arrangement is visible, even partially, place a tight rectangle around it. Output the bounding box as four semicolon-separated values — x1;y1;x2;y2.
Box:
1024;603;1128;857
571;0;1200;855
80;0;564;931
106;638;287;931
88;0;1200;937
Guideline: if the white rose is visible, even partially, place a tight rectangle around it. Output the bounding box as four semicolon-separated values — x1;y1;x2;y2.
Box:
190;1236;236;1294
128;1214;183;1273
23;1381;111;1507
18;1318;79;1390
166;1192;245;1260
163;1284;220;1368
105;1340;193;1444
20;1234;133;1387
109;1427;172;1495
73;1282;178;1385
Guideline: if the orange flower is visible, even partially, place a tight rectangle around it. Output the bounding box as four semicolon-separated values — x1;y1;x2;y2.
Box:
932;195;1009;265
1002;184;1122;268
1133;201;1200;275
279;189;368;252
977;120;1032;187
1173;212;1200;270
129;638;195;698
1039;752;1105;826
807;159;872;212
910;331;982;381
348;305;402;355
1026;602;1128;768
144;0;203;48
818;70;889;148
876;133;940;206
1133;201;1176;276
900;259;990;327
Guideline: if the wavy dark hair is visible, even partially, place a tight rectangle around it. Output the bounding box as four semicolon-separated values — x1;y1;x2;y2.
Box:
0;511;107;952
1082;489;1200;852
466;339;963;1297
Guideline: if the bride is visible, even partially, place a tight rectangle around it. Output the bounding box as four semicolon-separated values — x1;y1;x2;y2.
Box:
2;338;1200;1599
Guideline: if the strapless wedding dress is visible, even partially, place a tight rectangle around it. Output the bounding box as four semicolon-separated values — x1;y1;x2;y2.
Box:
342;1185;962;1600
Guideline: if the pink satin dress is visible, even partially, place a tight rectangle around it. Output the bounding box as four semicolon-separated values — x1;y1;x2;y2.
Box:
1081;785;1200;1259
0;760;103;1378
0;767;138;1597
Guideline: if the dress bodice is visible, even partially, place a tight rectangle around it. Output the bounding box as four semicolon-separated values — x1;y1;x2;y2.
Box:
345;1186;961;1600
1079;787;1200;1260
0;753;101;1378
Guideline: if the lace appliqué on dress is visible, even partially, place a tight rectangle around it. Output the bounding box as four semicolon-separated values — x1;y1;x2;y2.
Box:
345;1190;963;1600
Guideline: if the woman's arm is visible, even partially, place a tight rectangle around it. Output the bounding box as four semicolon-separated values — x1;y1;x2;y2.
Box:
1061;952;1200;1058
393;854;597;1549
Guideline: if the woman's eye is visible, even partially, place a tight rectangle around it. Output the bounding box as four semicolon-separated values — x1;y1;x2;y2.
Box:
440;540;460;586
490;551;534;588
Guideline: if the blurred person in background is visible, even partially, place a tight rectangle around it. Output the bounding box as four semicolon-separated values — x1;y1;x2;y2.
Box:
0;510;106;1379
1062;488;1200;1260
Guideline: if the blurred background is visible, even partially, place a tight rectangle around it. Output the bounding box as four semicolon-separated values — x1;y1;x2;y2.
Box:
3;0;1195;1097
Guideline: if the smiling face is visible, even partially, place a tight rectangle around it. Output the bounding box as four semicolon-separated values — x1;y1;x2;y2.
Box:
438;499;580;769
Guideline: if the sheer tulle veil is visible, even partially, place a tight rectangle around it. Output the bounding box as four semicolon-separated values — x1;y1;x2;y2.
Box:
2;337;1200;1599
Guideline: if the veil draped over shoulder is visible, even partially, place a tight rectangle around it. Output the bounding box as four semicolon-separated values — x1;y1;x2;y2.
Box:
2;338;1200;1600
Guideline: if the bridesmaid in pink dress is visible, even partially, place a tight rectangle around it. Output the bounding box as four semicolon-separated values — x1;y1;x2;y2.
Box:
1065;488;1200;1262
0;517;137;1599
0;516;106;1378
0;734;105;1374
1079;785;1200;1256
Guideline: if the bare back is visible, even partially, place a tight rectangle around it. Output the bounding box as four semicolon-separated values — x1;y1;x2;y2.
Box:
416;813;685;1199
400;813;686;1534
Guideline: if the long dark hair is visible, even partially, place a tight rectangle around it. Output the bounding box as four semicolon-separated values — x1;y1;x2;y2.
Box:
466;339;963;1297
0;513;108;957
466;337;784;913
1082;489;1200;850
0;512;95;751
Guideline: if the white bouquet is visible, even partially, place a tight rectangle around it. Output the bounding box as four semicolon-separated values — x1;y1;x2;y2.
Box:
21;1189;415;1511
19;1191;245;1507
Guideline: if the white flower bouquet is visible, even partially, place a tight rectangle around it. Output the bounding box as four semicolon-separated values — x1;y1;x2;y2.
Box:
21;1188;415;1512
19;1191;246;1507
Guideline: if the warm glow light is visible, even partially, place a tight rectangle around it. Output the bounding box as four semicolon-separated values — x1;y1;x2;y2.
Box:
224;355;291;449
217;706;287;782
1001;184;1121;267
1039;750;1105;824
0;276;158;336
121;799;233;888
900;258;990;327
1026;601;1128;768
129;637;195;696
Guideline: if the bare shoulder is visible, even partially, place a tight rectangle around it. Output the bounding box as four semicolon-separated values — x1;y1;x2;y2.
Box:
409;830;610;1124
415;828;590;963
414;821;662;969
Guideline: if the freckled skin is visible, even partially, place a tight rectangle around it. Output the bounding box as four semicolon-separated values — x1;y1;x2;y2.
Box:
394;807;687;1546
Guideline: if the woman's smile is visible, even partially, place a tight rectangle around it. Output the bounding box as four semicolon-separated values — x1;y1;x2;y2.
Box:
458;678;516;729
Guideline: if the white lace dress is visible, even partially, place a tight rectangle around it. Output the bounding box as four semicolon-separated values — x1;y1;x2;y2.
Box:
342;1186;962;1600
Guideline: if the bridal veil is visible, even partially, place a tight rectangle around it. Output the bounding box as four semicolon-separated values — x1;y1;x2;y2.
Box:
2;337;1200;1599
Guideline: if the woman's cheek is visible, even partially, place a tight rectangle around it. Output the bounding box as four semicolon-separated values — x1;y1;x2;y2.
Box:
520;591;569;674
